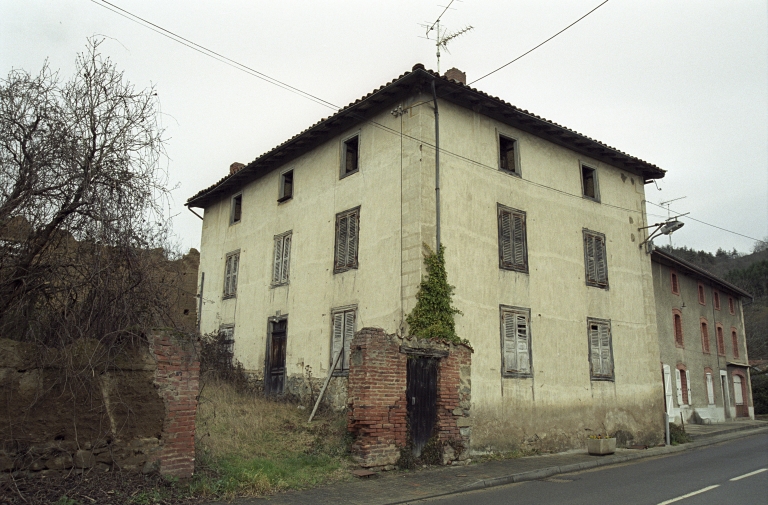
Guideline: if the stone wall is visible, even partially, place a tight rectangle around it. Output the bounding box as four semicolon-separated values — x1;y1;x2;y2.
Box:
0;330;199;479
346;328;472;469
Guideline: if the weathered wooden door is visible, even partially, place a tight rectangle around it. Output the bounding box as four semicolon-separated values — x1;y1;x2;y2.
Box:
407;357;438;457
734;375;748;417
266;319;287;395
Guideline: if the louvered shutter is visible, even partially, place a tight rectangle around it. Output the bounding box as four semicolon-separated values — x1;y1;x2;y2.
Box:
336;214;348;270
599;324;612;377
512;212;525;269
589;324;601;376
224;256;232;294
273;236;283;283
332;312;344;370
499;209;512;267
231;255;238;293
585;235;596;283
595;236;607;285
281;235;291;284
503;312;517;372
515;313;529;373
347;211;358;269
663;365;673;412
685;370;692;406
343;311;355;370
675;368;683;406
706;373;715;405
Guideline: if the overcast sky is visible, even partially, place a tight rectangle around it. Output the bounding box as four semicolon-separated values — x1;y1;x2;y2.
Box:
2;0;766;254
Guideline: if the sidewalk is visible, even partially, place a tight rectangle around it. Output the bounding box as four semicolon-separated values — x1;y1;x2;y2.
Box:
211;420;768;505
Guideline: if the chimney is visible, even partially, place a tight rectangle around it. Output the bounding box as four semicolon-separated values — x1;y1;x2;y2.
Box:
444;68;466;85
230;162;245;175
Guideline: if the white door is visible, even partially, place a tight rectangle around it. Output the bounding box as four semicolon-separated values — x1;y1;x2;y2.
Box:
733;375;744;405
663;364;673;413
706;373;715;405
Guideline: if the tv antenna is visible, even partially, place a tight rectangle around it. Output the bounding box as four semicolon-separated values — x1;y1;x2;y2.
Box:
421;0;473;74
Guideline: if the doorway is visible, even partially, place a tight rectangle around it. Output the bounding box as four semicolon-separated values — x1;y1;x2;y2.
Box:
406;357;438;457
733;374;749;418
266;318;287;395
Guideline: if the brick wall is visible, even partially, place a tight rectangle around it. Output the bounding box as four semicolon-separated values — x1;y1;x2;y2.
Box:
152;330;200;478
347;328;472;469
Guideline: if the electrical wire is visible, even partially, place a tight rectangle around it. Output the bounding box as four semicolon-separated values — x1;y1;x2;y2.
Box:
469;0;611;85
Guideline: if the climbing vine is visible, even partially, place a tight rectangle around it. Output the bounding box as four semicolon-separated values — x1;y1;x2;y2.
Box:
406;244;466;345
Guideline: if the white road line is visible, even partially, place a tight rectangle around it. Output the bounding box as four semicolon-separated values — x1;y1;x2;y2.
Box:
729;468;768;481
656;485;720;505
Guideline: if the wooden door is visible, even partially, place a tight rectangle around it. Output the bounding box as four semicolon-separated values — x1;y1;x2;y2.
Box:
407;357;438;457
733;375;748;417
266;319;287;395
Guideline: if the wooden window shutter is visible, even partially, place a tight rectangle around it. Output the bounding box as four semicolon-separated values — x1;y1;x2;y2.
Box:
231;254;238;293
332;312;344;370
685;370;692;405
515;313;530;373
675;368;683;406
336;214;348;270
599;323;612;377
503;311;517;372
343;310;355;370
585;234;596;283
589;324;601;376
512;212;526;270
347;210;359;269
499;208;512;267
281;234;291;284
273;236;283;283
663;365;673;412
498;206;527;272
595;235;607;285
224;256;232;294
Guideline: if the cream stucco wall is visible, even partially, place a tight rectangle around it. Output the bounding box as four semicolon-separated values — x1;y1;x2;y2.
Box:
197;92;665;450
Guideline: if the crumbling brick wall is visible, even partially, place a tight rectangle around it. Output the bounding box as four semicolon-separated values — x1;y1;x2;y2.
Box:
0;330;200;479
347;328;472;469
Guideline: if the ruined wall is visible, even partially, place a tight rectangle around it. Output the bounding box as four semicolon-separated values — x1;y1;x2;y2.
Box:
346;328;472;469
0;330;199;479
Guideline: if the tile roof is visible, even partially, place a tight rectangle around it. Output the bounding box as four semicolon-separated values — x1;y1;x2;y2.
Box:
651;248;753;300
187;64;665;208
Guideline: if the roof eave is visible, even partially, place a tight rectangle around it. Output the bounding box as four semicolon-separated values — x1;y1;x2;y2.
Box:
651;249;753;300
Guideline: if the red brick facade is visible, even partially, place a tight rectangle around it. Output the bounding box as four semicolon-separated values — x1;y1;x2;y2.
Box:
151;331;200;478
347;328;471;468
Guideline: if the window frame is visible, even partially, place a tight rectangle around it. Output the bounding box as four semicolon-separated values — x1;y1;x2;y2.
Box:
278;168;294;203
340;132;360;179
583;229;609;289
716;323;725;356
728;296;735;315
330;305;357;375
731;327;739;358
713;290;721;311
676;365;691;406
499;305;533;378
497;204;528;273
498;133;521;177
670;270;680;295
218;325;235;368
333;206;361;273
587;318;614;381
230;193;242;225
223;250;240;299
580;162;600;202
673;309;684;348
698;283;706;305
271;230;292;287
700;318;710;354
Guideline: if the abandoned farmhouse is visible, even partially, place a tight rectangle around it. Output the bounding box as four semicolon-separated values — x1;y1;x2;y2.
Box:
187;64;754;459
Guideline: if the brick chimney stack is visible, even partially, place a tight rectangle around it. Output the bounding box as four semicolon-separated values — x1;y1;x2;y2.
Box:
444;68;466;85
230;162;245;175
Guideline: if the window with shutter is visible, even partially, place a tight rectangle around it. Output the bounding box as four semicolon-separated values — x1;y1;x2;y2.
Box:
728;297;735;314
334;207;360;273
583;230;608;288
733;375;744;405
675;368;683;406
587;318;614;380
223;251;240;298
705;371;715;405
698;283;706;305
685;370;692;406
673;310;683;347
500;306;532;377
731;328;739;358
700;319;710;353
716;324;725;355
713;290;721;310
670;270;679;295
331;306;356;373
218;326;235;367
497;204;528;272
272;231;292;286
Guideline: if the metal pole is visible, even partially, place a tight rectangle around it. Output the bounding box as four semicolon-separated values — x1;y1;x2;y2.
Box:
308;348;343;423
665;413;670;445
431;79;441;251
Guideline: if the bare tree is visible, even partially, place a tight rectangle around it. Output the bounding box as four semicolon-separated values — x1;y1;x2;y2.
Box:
0;38;178;347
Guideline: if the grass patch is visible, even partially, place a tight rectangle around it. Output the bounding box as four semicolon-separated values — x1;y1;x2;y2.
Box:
191;379;352;499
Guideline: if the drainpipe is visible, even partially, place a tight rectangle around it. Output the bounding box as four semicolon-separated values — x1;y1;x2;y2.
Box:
431;79;441;251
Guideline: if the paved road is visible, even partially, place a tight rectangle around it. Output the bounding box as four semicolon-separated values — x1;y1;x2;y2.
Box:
413;433;768;505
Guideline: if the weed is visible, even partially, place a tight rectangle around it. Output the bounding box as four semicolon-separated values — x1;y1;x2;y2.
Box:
669;423;693;445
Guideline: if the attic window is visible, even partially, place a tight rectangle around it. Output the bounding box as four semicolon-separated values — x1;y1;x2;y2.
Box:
230;194;242;224
581;164;599;201
499;135;519;176
341;135;359;177
278;169;293;202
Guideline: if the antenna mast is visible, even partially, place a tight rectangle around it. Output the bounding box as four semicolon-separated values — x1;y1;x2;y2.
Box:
424;0;473;74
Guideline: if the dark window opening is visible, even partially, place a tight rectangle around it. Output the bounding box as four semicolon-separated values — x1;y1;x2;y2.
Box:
499;135;518;175
231;194;242;224
279;170;293;202
582;164;598;200
342;136;359;176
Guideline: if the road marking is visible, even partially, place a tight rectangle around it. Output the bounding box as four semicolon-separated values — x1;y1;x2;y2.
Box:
657;485;720;505
729;468;767;481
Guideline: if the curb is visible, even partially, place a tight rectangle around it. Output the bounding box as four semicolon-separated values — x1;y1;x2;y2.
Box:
390;426;768;504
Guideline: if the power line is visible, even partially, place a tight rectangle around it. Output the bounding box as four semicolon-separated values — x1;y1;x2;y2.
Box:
469;0;611;85
646;201;761;242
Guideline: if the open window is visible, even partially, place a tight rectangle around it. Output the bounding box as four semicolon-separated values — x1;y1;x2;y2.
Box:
498;134;520;176
278;169;294;202
230;193;242;224
581;163;599;201
341;134;359;178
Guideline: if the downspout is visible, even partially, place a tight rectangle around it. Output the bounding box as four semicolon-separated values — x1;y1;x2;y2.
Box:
431;79;441;251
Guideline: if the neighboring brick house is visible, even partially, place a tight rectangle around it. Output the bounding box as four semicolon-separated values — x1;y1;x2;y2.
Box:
651;248;754;423
188;64;669;453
